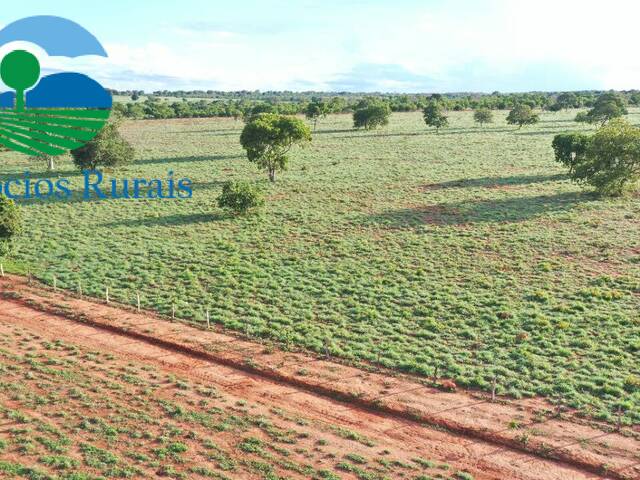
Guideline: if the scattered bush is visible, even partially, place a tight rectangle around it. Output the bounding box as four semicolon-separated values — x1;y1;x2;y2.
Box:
423;102;448;133
0;196;22;258
305;98;328;130
580;92;628;126
353;103;391;130
473;108;493;126
506;104;539;128
243;103;276;123
71;120;135;171
240;113;311;182
552;119;640;196
217;181;264;215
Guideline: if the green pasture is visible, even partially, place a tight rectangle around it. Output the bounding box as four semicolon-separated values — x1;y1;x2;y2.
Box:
2;109;638;423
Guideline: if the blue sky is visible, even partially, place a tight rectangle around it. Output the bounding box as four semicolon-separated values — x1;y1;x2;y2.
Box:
1;0;639;93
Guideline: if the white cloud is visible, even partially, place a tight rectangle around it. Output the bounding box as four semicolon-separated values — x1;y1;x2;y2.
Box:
3;0;640;92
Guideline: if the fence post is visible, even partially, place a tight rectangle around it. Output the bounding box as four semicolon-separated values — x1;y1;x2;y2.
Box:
136;292;141;312
172;304;175;320
53;275;57;292
491;377;497;402
78;281;82;298
206;310;210;329
106;287;110;304
0;264;4;277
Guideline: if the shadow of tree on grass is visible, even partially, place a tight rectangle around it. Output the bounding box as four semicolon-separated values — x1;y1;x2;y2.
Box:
422;173;568;191
136;154;241;166
366;191;593;228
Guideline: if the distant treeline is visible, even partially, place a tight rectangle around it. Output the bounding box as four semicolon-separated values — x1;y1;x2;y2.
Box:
109;90;640;120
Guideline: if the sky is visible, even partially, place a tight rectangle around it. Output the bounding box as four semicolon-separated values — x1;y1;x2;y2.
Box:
1;0;640;93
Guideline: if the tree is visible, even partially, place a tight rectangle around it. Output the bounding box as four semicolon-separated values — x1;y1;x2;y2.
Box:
556;92;579;110
243;103;276;123
582;92;628;126
423;102;448;133
552;119;640;196
551;133;591;174
131;92;140;101
353;103;391;130
473;108;493;127
304;99;328;130
240;114;311;182
71;120;135;171
506;104;539;129
0;196;22;258
217;181;264;215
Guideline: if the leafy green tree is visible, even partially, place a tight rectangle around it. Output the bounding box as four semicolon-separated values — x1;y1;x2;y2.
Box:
71;120;135;171
506;104;539;129
143;99;173;119
583;92;628;126
552;119;640;196
217;181;264;215
552;133;591;174
423;102;448;133
352;102;391;130
240;114;311;182
243;103;276;123
473;108;493;127
0;196;22;258
305;99;328;130
556;92;579;110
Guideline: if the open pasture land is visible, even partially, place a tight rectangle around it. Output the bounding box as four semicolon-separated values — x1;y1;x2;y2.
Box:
1;276;636;480
1;109;639;424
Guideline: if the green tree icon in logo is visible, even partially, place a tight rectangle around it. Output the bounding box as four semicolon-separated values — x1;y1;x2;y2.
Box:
1;50;40;112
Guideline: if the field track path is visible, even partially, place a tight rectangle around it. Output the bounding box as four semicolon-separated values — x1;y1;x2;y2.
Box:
0;275;638;480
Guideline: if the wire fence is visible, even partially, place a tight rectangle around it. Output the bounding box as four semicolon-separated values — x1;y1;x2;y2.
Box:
2;269;638;478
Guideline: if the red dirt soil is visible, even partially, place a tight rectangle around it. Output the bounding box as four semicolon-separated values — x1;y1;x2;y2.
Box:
0;275;638;480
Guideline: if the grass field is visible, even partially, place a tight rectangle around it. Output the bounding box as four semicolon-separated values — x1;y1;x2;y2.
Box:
1;110;638;424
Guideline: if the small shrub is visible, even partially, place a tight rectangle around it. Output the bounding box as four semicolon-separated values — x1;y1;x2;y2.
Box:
0;196;22;258
455;472;475;480
552;119;640;196
473;108;493;126
71;120;135;171
353;103;391;130
217;181;264;215
506;104;539;128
